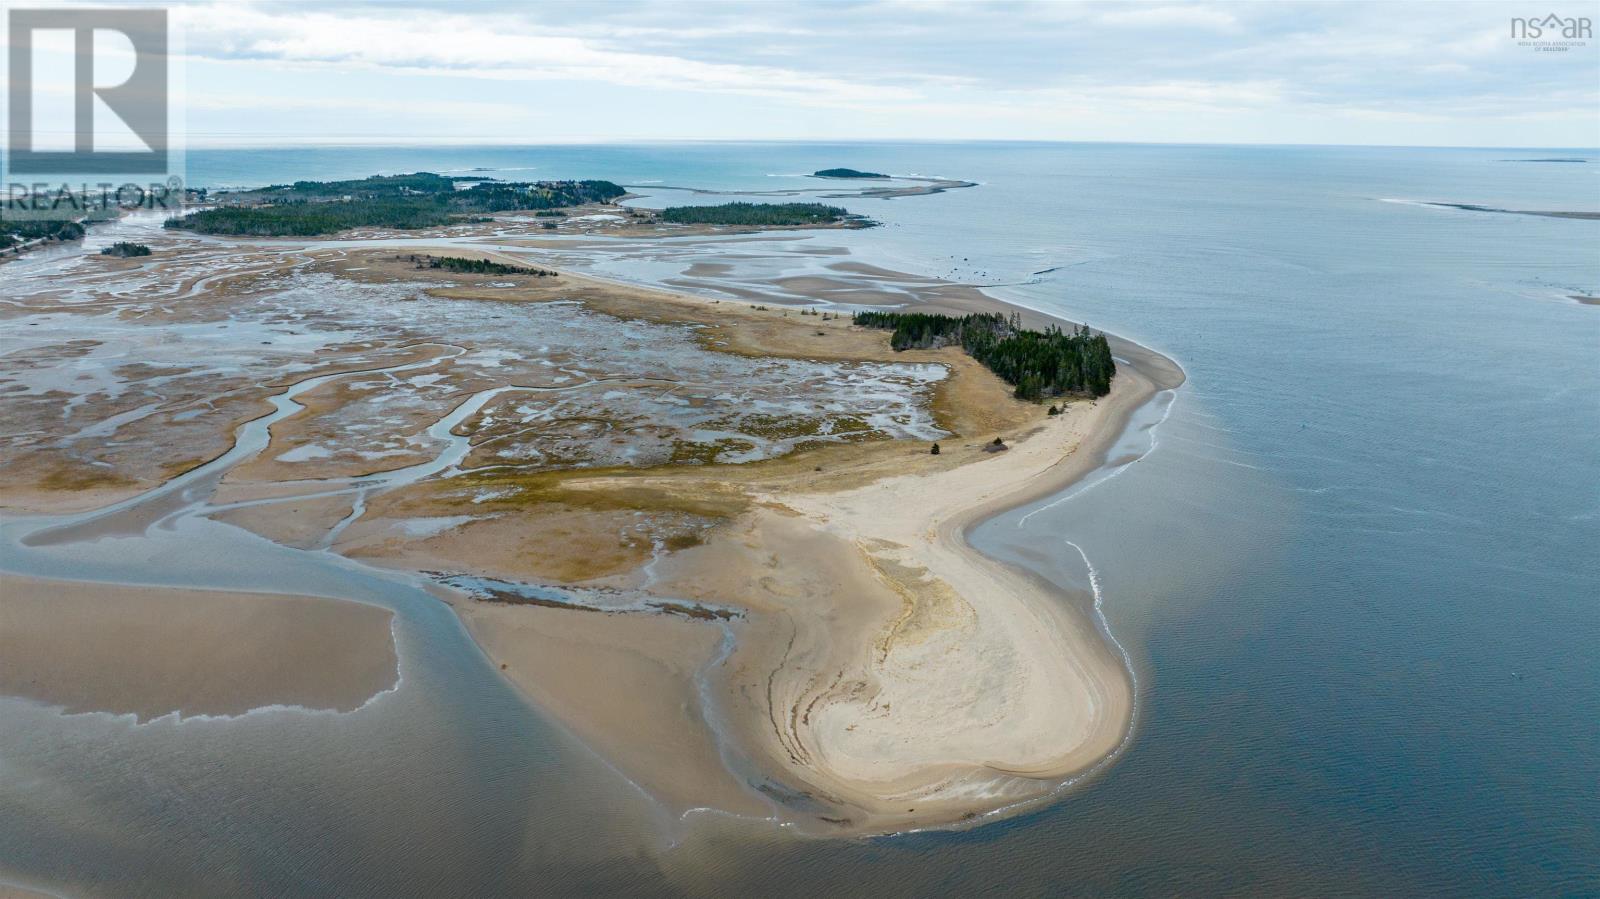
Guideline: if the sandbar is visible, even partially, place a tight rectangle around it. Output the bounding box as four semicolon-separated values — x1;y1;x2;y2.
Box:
0;576;397;721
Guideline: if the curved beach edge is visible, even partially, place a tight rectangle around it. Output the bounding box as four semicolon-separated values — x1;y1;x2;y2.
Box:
728;332;1178;835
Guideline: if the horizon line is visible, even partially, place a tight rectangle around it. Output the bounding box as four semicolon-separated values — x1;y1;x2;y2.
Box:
145;138;1600;153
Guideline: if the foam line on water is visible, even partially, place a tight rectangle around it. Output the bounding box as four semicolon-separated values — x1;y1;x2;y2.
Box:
1016;388;1175;529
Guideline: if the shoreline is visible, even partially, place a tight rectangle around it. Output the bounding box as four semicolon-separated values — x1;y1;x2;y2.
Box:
725;364;1159;833
422;244;1186;831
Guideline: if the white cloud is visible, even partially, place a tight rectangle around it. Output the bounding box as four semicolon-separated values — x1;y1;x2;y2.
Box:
1097;4;1239;30
152;0;1599;147
174;4;914;106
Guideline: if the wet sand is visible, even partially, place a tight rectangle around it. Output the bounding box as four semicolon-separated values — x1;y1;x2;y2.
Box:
738;367;1152;830
0;577;397;721
453;599;772;820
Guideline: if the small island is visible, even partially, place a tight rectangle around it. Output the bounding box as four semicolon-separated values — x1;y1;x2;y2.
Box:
813;167;889;179
658;201;869;227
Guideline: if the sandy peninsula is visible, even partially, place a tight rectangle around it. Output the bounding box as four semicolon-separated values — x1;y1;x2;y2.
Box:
329;247;1178;831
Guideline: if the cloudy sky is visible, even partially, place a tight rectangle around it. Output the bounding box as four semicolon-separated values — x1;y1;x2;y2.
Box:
38;1;1600;147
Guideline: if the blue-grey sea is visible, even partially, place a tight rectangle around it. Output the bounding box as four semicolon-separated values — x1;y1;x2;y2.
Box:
4;142;1598;896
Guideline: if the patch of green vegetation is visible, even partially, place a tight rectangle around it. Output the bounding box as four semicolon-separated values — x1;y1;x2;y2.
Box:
813;168;888;179
100;241;151;257
658;202;858;227
787;439;836;456
662;532;705;551
1;218;86;248
423;255;555;276
727;414;828;440
165;174;626;236
667;437;757;465
854;310;1115;399
825;415;875;436
159;456;208;478
39;466;136;491
462;467;752;520
669;440;722;465
703;412;881;443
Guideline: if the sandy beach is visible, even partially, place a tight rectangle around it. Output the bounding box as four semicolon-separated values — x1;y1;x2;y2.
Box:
737;365;1153;828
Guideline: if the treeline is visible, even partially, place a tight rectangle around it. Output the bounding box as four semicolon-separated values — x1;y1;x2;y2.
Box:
854;310;1115;399
165;200;458;236
1;218;85;248
165;174;626;237
453;180;625;213
270;172;458;197
423;255;554;276
658;202;852;226
101;241;151;257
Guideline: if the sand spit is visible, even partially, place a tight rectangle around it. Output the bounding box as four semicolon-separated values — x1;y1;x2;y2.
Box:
640;365;1157;833
0;577;397;721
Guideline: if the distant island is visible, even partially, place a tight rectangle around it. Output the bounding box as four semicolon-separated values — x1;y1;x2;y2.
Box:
659;201;866;227
165;173;626;237
813;168;888;179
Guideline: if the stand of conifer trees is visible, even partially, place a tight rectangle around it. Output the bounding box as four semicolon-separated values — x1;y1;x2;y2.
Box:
164;175;626;237
853;310;1114;399
658;202;849;226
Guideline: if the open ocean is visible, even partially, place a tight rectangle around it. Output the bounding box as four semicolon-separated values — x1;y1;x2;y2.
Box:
4;142;1597;896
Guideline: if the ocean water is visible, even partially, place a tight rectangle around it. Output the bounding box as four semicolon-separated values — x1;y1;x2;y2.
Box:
4;142;1598;896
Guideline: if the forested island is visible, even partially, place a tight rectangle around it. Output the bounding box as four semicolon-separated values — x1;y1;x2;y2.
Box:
813;168;888;179
854;310;1116;399
164;174;626;236
659;202;863;227
100;242;151;257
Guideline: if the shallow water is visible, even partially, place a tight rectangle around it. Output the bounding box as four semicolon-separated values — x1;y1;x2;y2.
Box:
3;143;1598;896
